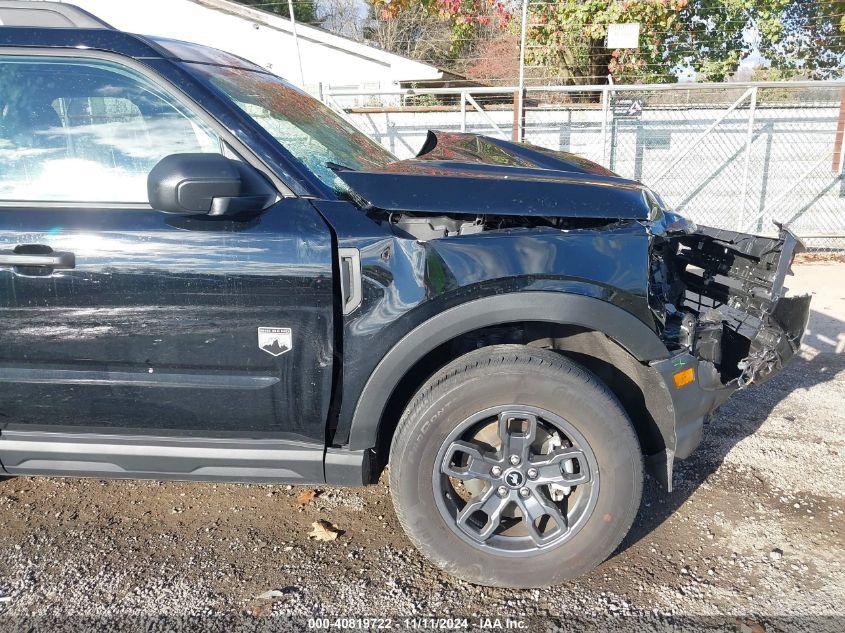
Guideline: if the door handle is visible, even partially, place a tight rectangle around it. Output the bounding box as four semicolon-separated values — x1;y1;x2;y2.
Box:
338;247;362;315
0;245;75;271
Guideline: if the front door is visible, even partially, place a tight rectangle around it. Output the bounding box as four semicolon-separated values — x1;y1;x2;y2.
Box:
0;54;333;480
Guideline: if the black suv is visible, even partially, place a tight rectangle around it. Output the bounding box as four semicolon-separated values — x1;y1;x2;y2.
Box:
0;2;810;587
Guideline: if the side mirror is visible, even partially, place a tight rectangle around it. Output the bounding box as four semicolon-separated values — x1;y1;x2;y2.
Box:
148;153;271;216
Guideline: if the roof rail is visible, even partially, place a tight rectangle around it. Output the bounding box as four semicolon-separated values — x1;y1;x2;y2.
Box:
0;1;113;29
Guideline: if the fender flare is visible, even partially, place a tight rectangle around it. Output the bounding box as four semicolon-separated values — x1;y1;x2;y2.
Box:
347;291;669;450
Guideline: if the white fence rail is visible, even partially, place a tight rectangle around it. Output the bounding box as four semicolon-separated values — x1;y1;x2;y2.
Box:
324;81;845;250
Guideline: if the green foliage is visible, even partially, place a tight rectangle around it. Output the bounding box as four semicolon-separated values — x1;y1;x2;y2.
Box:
369;0;511;57
404;93;442;107
529;0;790;84
236;0;844;84
527;0;844;84
759;1;845;79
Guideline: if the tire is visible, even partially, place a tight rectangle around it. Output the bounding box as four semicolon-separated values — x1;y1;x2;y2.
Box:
389;344;642;588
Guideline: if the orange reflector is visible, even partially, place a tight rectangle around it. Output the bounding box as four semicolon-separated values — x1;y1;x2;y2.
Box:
673;367;695;388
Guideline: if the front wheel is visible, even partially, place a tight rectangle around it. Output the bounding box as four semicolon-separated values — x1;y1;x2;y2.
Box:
389;345;643;588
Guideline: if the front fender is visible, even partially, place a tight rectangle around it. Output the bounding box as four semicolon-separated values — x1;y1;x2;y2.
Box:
311;201;667;477
346;291;670;451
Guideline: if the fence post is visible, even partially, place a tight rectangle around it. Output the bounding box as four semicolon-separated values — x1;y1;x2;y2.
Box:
512;90;525;142
461;91;467;133
600;86;610;165
516;0;528;143
834;87;845;173
738;86;758;231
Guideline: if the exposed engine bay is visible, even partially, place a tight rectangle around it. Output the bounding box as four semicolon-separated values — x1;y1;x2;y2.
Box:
380;212;616;240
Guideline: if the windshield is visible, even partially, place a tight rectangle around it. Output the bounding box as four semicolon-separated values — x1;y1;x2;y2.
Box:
186;63;395;193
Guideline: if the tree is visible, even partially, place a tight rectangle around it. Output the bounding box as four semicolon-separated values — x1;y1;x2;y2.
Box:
239;0;844;85
232;0;321;24
366;2;456;68
759;0;845;79
320;0;367;39
525;0;845;85
465;31;520;85
528;0;792;85
367;0;512;64
233;0;369;37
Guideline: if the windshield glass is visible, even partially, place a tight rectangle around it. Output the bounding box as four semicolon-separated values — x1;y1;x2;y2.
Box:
186;63;395;193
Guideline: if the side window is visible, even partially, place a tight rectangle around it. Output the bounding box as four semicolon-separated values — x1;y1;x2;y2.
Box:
0;55;222;204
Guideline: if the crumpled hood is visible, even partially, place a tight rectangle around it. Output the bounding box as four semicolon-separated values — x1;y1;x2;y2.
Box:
332;131;655;220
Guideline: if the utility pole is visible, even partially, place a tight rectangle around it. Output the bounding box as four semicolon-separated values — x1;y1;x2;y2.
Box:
516;0;529;142
288;0;305;87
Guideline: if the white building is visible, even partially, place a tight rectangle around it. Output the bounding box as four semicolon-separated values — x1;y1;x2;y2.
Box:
54;0;443;94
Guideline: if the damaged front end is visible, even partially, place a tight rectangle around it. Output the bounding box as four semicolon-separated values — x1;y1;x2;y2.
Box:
329;130;811;488
332;129;811;395
651;216;811;389
645;217;810;488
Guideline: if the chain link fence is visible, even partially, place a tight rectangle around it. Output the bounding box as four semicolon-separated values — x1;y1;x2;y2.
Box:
324;82;845;250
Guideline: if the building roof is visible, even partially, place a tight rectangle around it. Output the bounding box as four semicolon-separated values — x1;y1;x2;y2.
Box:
51;0;443;87
193;0;441;80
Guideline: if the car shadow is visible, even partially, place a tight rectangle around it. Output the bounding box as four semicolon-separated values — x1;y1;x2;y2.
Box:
617;307;844;554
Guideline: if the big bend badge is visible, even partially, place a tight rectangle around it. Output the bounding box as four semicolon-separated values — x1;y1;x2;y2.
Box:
257;327;292;357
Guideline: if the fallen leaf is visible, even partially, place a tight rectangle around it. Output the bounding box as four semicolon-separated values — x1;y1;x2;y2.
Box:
296;489;319;507
248;587;300;618
250;602;273;618
308;519;343;541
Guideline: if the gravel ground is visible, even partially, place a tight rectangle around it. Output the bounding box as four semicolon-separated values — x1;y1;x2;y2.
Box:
0;263;842;632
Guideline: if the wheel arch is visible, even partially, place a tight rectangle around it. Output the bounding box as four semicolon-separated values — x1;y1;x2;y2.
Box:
346;292;674;465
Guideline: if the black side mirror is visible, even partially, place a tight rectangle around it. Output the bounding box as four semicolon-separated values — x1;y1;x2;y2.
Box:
148;153;271;216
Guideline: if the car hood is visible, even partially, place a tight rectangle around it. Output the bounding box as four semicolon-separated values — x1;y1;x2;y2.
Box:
332;131;655;220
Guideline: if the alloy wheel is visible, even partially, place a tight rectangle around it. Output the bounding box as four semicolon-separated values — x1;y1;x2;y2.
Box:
432;405;600;555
